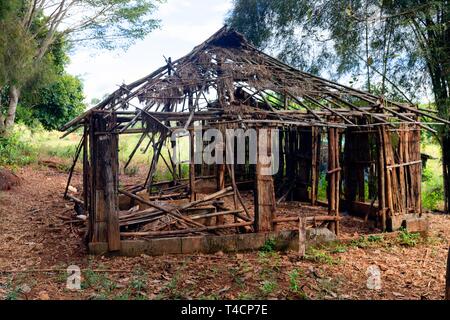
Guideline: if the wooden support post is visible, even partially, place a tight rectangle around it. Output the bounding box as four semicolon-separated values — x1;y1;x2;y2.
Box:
254;128;276;232
89;113;120;251
411;126;422;215
335;130;341;237
311;127;320;205
83;122;91;239
217;125;226;192
377;127;387;230
189;129;196;201
381;126;404;230
327;127;340;236
217;164;225;190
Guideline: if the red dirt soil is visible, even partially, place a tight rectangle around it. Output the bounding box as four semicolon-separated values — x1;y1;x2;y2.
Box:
0;169;21;191
0;165;449;300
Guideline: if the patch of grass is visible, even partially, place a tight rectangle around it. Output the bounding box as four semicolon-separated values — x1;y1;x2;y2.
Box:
288;269;301;292
305;247;338;265
317;172;328;201
258;251;281;272
198;293;220;300
237;292;255;300
157;272;186;300
260;280;277;296
288;269;309;299
4;279;21;300
349;236;370;248
260;237;276;253
331;244;348;253
113;291;131;300
229;267;245;289
82;269;116;294
129;268;148;298
397;228;421;247
367;235;384;243
421;142;444;211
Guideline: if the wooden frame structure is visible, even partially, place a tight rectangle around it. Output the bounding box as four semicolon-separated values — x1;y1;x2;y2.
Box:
61;27;448;253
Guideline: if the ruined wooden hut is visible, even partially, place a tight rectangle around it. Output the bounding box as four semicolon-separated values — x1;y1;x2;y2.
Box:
61;27;448;255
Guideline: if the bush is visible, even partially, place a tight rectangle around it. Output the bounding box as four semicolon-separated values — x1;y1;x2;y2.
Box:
422;166;444;211
398;228;421;247
0;125;37;166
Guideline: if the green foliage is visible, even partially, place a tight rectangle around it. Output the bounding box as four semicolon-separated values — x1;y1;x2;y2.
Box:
0;125;37;166
0;12;36;88
398;228;421;247
260;237;277;253
367;235;383;243
305;247;338;265
82;269;116;293
227;0;449;101
260;280;277;296
288;269;301;292
288;269;308;299
21;74;86;130
331;244;348;253
422;165;444;211
317;172;328;200
1;0;162;131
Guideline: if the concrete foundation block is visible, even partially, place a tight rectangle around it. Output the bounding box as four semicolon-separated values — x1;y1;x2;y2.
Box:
403;215;429;236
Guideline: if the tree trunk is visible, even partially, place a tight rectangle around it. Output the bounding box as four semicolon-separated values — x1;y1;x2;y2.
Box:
0;86;5;134
5;85;20;128
443;136;450;213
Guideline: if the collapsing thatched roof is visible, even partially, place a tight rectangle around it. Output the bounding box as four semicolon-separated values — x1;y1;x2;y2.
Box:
62;26;448;133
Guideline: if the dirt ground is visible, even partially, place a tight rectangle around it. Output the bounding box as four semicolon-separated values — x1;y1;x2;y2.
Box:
0;165;449;300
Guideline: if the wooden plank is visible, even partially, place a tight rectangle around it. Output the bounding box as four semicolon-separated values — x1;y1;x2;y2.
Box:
254;128;276;232
189;129;196;201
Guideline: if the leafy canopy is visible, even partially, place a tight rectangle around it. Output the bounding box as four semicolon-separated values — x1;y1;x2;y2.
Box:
227;0;449;103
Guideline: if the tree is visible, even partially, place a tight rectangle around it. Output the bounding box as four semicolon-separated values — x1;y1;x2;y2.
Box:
227;0;450;212
17;74;85;130
0;0;162;134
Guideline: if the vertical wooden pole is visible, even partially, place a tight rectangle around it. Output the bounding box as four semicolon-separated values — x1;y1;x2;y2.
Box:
377;127;387;230
189;128;196;201
83;122;92;241
335;129;341;237
327;127;340;236
90;113;120;251
254;128;276;232
327;128;336;230
412;126;422;215
311;127;318;205
398;127;407;214
88;115;97;243
217;125;226;192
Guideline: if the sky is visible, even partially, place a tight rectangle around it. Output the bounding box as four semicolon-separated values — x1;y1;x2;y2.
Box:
67;0;233;103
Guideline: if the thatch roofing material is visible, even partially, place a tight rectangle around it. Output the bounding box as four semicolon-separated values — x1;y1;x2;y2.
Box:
61;26;448;133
